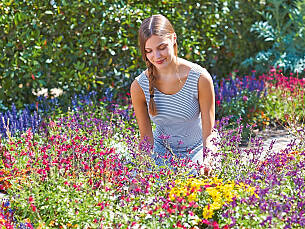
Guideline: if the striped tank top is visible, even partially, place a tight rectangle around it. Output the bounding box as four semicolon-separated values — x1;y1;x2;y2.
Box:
136;62;205;154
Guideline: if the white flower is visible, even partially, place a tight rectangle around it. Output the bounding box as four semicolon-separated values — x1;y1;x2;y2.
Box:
50;88;63;97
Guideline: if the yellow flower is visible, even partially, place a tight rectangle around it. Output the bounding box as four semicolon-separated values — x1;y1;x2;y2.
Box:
24;218;31;223
187;193;198;202
210;201;222;211
202;205;214;219
206;187;221;201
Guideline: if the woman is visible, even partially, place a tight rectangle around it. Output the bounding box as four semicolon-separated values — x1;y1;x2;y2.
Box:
130;14;218;173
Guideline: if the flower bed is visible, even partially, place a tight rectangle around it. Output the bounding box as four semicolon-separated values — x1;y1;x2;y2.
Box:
0;102;304;228
0;68;304;228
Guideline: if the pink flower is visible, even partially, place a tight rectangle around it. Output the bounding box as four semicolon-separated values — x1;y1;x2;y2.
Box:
202;219;210;225
159;134;170;140
243;95;248;101
270;68;276;73
26;128;33;141
26;223;34;229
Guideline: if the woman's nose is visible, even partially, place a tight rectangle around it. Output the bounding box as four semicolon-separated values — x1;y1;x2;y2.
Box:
154;50;161;58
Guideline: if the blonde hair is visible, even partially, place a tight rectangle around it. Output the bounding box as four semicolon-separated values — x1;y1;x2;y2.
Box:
138;14;178;116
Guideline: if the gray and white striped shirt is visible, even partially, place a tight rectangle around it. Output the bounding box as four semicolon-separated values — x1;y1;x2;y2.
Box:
136;62;205;153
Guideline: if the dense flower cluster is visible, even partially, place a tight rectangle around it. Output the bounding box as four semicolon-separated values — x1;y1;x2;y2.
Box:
214;73;265;106
0;90;107;139
0;104;41;139
169;177;257;220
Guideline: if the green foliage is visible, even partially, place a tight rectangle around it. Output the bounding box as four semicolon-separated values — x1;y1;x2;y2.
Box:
241;0;305;74
0;0;267;110
216;89;264;141
223;91;261;120
263;87;305;126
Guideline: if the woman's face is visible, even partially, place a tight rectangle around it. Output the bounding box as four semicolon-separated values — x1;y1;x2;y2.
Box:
145;34;176;69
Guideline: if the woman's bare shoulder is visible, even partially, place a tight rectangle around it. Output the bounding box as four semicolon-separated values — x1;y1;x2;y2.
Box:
130;79;142;94
130;71;147;98
178;58;208;73
178;58;194;70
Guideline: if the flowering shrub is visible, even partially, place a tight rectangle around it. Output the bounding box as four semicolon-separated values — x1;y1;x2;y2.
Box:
0;104;41;139
214;72;266;137
260;67;305;126
215;67;305;136
0;100;304;228
0;90;118;139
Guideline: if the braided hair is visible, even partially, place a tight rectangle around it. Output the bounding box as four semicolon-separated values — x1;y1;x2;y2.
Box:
138;14;178;116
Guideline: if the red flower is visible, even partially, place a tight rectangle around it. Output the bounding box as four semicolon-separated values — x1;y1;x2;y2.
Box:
32;74;35;80
176;221;185;228
30;203;37;212
212;221;220;229
29;196;34;203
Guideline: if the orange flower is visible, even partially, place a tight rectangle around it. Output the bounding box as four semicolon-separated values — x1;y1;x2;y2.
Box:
37;222;45;229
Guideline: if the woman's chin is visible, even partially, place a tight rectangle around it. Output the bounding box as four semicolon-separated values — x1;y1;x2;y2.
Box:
153;60;171;69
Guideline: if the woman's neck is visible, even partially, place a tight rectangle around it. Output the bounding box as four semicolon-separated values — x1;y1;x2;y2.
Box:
156;57;180;80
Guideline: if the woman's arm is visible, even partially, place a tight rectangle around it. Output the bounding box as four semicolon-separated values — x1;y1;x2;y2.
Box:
130;80;154;150
198;68;215;148
197;68;216;175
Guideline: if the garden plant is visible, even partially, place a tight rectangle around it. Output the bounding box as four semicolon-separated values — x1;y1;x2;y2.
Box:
1;0;305;228
0;67;304;228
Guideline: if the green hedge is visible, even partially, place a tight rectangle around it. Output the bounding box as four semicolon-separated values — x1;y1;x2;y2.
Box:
0;0;267;109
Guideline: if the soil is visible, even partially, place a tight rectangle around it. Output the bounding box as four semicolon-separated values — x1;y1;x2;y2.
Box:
240;125;302;161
